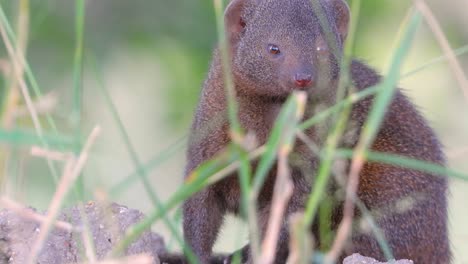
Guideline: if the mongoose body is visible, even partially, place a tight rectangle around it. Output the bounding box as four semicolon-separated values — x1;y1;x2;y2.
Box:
179;0;450;263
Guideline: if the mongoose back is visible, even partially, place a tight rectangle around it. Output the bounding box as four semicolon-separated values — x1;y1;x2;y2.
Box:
166;0;451;263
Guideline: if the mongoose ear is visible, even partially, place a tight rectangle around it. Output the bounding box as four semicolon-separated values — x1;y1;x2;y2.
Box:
225;0;250;43
326;0;350;43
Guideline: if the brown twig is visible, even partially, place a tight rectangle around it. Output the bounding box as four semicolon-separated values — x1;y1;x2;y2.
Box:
207;146;266;185
260;92;307;264
287;213;313;264
260;150;294;264
326;153;365;262
80;202;98;263
413;0;468;102
93;191;123;257
27;126;101;264
30;146;73;161
296;131;321;156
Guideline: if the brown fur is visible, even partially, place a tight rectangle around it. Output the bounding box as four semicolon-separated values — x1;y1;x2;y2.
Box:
160;0;451;263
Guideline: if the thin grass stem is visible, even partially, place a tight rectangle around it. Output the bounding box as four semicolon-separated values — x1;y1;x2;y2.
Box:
88;57;196;263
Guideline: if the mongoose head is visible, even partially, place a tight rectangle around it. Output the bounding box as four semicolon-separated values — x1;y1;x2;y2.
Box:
225;0;350;100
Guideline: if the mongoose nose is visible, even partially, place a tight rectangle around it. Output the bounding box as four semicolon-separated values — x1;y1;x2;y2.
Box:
294;73;313;88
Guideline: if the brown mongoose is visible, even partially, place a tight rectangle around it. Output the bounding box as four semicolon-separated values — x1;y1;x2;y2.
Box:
162;0;451;263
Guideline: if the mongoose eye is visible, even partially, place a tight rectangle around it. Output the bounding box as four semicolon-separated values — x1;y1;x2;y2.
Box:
239;18;246;28
268;44;281;55
316;45;328;52
315;37;329;55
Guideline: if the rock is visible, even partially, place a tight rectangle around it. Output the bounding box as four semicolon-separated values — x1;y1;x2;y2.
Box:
0;202;166;264
343;253;414;264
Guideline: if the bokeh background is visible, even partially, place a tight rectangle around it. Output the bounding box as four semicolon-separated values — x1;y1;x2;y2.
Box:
0;0;467;262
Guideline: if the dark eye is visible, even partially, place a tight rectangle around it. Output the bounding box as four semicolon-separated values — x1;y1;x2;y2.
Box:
316;37;329;55
268;44;281;55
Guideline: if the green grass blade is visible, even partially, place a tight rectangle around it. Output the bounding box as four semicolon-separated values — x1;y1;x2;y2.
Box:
213;0;242;137
337;149;468;181
309;0;341;61
88;57;193;262
359;12;422;148
402;44;468;78
299;85;379;131
72;0;85;147
236;146;253;217
109;136;187;197
0;128;74;147
302;95;354;225
352;197;394;260
333;0;361;112
72;0;86;199
213;1;258;261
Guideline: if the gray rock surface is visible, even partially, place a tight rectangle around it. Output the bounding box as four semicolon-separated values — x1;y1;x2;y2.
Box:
343;253;414;264
0;202;165;264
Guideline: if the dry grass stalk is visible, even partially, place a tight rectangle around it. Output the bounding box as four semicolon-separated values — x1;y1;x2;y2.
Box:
413;0;468;102
260;151;294;264
296;131;320;156
287;213;313;264
326;153;365;262
260;92;306;264
3;0;30;129
27;126;101;264
31;146;73;161
207;146;266;185
0;59;11;75
0;1;39;133
92;190;123;260
0;196;75;232
80;203;98;263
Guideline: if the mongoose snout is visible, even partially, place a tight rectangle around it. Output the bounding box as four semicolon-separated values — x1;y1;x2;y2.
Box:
294;72;314;88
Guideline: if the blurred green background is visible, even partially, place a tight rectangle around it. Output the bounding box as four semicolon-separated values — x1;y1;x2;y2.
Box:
0;0;467;262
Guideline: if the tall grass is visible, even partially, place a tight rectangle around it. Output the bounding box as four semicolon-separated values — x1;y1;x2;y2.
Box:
0;0;466;264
